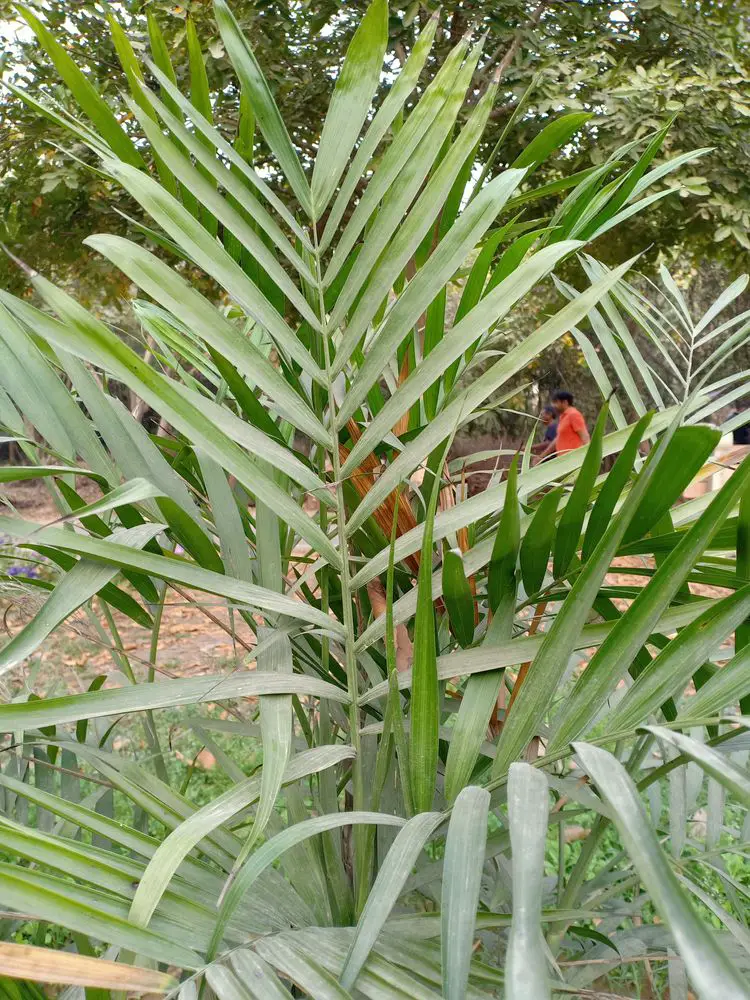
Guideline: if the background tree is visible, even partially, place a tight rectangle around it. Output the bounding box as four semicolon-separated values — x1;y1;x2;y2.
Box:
2;0;750;299
2;0;750;438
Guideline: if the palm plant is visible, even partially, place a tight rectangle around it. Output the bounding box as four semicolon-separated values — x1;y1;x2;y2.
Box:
560;255;750;432
0;3;749;998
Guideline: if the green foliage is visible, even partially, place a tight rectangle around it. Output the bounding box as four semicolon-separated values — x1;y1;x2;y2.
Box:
2;0;750;303
0;4;748;998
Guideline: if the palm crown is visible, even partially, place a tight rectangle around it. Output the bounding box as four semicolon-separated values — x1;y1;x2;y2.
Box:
0;2;749;998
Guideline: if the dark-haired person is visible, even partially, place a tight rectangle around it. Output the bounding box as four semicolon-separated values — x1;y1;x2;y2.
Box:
532;405;558;458
536;391;590;462
731;403;750;446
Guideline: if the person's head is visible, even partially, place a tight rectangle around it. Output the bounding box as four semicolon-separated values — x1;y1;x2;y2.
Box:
552;390;574;414
541;405;556;425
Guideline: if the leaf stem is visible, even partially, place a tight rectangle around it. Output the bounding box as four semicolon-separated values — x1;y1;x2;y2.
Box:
312;225;365;899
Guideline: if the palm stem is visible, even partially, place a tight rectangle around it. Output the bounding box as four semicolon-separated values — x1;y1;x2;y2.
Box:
312;225;365;906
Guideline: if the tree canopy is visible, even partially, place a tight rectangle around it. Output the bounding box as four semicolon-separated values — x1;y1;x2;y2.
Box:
1;0;749;300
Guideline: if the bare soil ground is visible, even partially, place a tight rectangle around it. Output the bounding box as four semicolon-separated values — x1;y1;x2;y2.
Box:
1;478;256;693
0;477;726;697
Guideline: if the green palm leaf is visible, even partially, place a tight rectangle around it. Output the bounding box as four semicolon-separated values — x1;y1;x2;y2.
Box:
1;4;746;994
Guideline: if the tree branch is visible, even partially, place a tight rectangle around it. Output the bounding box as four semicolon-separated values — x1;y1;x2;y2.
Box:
477;0;548;85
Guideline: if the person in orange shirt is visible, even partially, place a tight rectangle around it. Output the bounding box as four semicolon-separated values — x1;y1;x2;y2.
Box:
536;390;590;461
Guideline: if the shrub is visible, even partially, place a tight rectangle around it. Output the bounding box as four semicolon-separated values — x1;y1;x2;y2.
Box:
0;3;748;997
